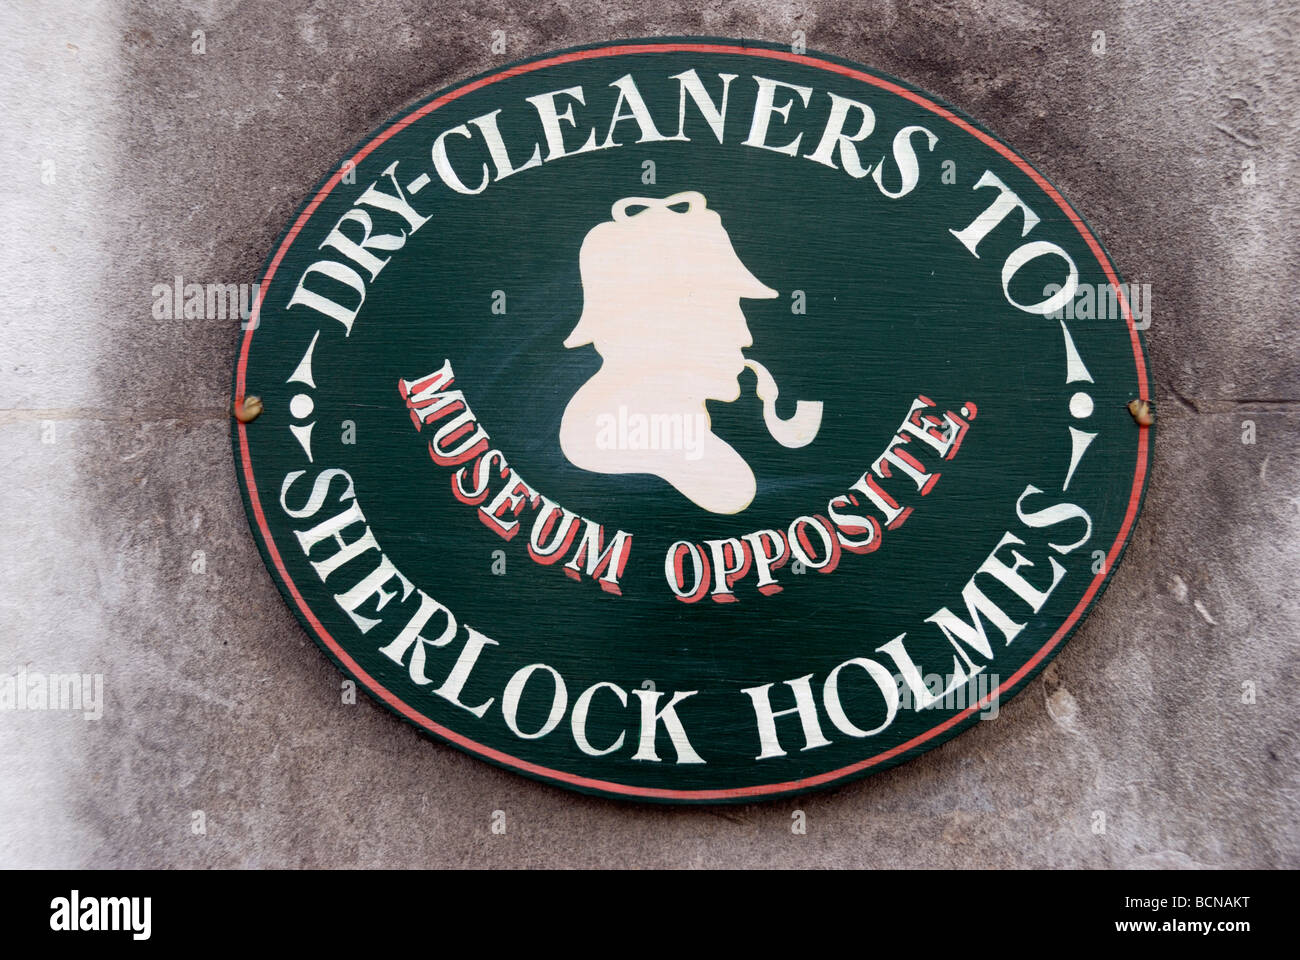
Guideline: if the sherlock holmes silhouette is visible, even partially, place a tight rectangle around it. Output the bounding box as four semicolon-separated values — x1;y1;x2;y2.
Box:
559;192;822;514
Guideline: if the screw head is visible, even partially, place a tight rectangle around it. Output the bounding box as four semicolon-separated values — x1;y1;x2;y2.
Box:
234;395;264;423
1127;398;1153;427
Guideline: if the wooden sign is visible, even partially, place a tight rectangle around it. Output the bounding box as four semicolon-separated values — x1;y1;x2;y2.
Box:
233;39;1152;802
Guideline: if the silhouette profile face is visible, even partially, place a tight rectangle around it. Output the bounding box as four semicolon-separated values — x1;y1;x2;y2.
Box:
559;192;780;514
600;284;756;404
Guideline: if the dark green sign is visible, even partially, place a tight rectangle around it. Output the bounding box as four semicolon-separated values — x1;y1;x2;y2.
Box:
233;38;1152;802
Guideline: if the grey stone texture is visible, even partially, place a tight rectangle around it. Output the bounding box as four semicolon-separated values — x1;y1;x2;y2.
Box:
0;0;1296;868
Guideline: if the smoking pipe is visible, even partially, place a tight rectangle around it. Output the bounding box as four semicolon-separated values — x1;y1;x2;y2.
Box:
744;359;822;448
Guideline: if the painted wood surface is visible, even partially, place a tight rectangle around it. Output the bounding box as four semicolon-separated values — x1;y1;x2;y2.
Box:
233;38;1153;802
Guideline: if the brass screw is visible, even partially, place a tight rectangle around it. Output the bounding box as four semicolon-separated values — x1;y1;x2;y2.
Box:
234;395;264;423
1127;398;1153;426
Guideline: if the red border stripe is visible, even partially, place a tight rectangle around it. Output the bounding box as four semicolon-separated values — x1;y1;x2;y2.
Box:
236;43;1151;800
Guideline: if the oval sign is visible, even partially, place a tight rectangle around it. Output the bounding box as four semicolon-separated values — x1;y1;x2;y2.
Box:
234;39;1152;802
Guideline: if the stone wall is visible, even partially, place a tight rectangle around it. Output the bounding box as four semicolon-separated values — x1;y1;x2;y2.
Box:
1;0;1295;868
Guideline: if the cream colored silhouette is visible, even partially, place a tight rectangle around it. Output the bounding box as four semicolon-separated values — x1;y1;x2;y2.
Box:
560;192;822;514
